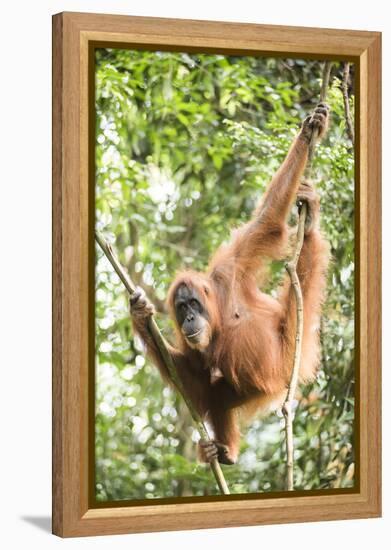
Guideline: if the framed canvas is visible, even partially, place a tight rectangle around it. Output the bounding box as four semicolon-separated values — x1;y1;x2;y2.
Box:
52;12;381;538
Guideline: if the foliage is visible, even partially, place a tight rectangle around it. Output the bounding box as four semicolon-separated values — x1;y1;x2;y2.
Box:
95;49;355;501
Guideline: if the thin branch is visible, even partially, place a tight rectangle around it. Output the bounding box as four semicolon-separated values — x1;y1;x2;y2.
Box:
95;231;230;495
282;202;307;491
307;61;333;167
282;60;333;491
320;62;333;104
341;62;355;146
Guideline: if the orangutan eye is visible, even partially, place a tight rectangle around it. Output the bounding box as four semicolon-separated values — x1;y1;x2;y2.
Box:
190;299;200;309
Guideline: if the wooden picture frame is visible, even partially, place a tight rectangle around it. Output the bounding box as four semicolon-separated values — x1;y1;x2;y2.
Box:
52;11;381;538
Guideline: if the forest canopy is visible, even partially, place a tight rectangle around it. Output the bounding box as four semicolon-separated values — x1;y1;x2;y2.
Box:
95;49;355;501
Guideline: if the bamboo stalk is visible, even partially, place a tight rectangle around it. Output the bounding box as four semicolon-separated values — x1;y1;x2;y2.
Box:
95;231;230;495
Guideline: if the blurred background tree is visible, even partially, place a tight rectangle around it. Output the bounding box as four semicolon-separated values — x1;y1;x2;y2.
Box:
95;49;355;501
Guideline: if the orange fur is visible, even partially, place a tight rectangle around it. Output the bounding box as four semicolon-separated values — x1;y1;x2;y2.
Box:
132;107;330;464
